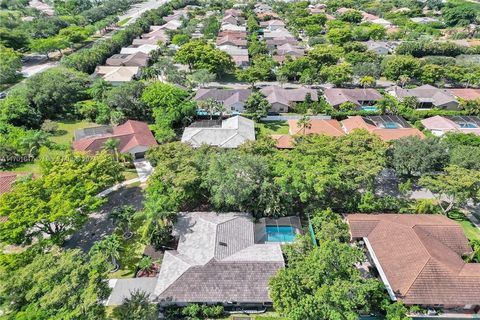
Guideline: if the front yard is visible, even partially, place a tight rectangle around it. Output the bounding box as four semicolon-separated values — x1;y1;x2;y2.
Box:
448;210;480;241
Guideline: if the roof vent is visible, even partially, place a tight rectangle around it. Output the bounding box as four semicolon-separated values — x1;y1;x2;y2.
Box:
219;241;227;247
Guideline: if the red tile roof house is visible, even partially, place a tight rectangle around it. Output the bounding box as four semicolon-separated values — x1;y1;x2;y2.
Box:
288;119;345;136
347;214;480;313
73;120;157;159
272;119;345;149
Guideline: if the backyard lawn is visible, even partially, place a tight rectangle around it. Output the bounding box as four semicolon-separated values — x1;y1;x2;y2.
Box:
49;120;97;145
448;210;480;241
257;121;289;136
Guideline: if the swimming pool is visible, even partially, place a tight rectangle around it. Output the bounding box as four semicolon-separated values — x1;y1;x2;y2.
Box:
361;106;378;112
458;122;479;128
383;121;400;129
266;225;296;242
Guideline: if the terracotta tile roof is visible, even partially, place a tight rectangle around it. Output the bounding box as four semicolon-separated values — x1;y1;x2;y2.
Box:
342;116;424;141
271;134;294;149
0;172;19;194
0;172;33;195
288;119;345;136
73;120;157;154
450;88;480;101
346;214;480;306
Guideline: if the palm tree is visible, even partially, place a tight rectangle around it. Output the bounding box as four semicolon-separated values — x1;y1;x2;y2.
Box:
103;138;120;162
298;115;312;136
198;98;226;119
92;234;122;272
137;256;154;274
110;205;136;239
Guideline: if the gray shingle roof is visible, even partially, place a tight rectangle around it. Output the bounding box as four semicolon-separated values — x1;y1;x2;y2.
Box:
195;89;252;108
157;260;283;303
154;212;284;304
181;116;255;148
391;85;458;107
324;88;383;107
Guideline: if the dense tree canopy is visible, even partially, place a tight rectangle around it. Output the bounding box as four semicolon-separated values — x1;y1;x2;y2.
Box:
0;247;110;319
0;152;123;244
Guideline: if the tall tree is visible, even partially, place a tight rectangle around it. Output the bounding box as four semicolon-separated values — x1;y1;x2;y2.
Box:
0;247;110;319
91;234;122;271
419;165;480;214
112;290;158;320
0;45;21;84
0;152;123;245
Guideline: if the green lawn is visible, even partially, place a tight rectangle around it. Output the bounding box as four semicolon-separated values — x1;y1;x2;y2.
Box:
123;168;138;180
49;120;97;146
117;17;131;26
448;210;480;241
257;121;289;136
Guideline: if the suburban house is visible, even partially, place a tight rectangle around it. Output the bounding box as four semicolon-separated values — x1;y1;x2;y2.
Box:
266;37;299;50
271;134;295;149
324;88;383;109
263;28;295;40
410;17;440;24
254;3;273;14
288;119;345;136
370;18;392;27
271;119;345;149
216;11;249;69
216;36;248;48
181;116;255;148
105;52;150;67
347;214;480;312
120;44;159;55
260;86;319;113
140;29;169;42
365;41;399;55
221;23;246;32
152;19;182;31
94;66;141;85
260;19;286;31
275;43;305;57
28;0;54;15
388;85;459;109
73;120;157;159
194;88;252;113
133;35;168;45
341;115;425;141
421;115;480;136
107;212;285;306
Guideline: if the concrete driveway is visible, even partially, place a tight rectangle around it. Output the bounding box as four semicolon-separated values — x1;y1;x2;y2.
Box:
134;159;154;181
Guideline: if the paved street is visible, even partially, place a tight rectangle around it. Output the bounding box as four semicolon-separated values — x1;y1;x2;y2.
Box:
118;0;168;25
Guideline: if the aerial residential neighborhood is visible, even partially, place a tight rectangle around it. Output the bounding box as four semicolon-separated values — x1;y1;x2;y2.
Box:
0;0;479;319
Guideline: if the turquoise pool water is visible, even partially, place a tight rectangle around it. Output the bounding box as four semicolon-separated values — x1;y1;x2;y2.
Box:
383;121;400;129
361;106;378;112
459;122;479;128
266;225;295;242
